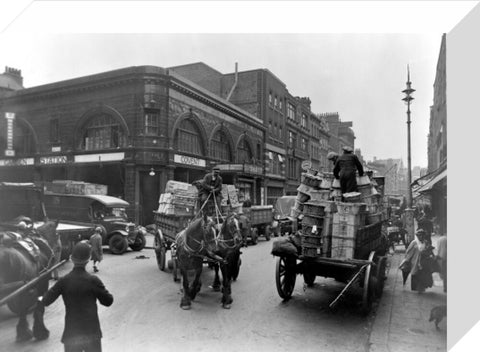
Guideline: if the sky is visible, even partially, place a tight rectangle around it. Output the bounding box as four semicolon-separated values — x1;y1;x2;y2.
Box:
0;1;476;169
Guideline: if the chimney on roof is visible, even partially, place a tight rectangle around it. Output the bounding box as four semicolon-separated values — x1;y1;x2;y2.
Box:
4;66;23;86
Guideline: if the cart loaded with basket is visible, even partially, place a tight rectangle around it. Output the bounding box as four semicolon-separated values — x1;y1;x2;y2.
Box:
152;180;242;281
271;170;389;314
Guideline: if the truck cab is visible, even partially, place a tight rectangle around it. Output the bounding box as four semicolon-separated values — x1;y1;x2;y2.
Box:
0;182;95;259
43;193;146;254
271;196;298;237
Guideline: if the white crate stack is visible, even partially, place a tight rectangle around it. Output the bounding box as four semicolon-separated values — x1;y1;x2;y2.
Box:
158;181;198;216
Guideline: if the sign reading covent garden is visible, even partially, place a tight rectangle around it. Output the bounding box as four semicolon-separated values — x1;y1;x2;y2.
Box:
174;154;206;167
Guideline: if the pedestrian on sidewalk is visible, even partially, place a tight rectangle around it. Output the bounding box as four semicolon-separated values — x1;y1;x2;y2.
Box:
399;228;435;293
41;241;114;352
436;229;447;293
89;227;103;273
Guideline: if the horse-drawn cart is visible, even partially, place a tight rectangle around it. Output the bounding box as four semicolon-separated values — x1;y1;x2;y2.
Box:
152;211;193;281
272;173;389;314
275;220;388;314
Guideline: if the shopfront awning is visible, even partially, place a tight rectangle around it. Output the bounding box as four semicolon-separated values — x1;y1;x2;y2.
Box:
415;169;447;193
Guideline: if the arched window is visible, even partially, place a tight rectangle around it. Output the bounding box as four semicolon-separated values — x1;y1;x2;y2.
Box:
174;119;203;155
0;118;35;156
237;137;253;163
81;114;126;150
210;129;232;162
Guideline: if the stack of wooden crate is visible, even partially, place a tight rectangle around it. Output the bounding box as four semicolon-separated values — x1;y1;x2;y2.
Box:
158;181;198;216
331;202;367;259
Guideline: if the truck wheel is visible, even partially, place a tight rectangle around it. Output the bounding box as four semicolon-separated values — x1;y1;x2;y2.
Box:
109;234;128;254
251;228;258;245
130;232;146;251
264;225;271;241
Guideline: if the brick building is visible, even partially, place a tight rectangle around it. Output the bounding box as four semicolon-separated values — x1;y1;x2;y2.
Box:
0;66;265;225
324;112;356;154
170;63;319;202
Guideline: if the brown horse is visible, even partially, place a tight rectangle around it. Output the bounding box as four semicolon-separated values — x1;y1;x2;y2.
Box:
0;219;59;342
176;213;242;309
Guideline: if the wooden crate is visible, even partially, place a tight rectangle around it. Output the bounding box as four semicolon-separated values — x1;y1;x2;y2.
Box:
250;205;273;225
301;234;322;247
302;202;326;217
332;221;359;239
302;245;323;257
309;190;331;202
336;202;367;216
333;212;366;227
301;215;324;227
331;236;355;259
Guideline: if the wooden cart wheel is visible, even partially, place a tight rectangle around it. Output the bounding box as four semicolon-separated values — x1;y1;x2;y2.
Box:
361;251;375;314
375;256;388;298
275;256;296;300
153;233;166;271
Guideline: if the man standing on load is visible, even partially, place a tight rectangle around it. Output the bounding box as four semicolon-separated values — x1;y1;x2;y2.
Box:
198;166;223;216
333;146;364;194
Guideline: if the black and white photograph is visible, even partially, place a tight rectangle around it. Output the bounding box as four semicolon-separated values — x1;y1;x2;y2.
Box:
0;1;478;351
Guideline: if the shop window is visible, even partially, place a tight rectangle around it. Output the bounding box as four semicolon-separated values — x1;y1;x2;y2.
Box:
237;137;253;163
174;119;203;156
144;113;159;136
82;114;126;151
210;129;232;162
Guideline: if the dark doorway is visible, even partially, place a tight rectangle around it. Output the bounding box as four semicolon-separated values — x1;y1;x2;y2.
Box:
140;171;160;226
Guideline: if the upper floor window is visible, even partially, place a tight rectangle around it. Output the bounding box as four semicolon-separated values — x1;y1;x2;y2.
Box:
210;129;232;162
274;96;278;108
301;113;307;128
279;98;282;110
287;103;295;120
237;137;253;163
301;137;307;150
269;92;273;105
174;119;203;155
288;131;296;147
82;114;126;151
144;113;159;136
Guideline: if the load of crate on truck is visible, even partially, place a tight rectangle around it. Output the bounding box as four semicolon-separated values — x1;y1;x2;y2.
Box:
292;171;385;260
41;180;108;195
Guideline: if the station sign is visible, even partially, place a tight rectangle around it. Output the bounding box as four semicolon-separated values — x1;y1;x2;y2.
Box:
0;158;34;166
5;112;15;156
174;154;206;167
40;155;68;165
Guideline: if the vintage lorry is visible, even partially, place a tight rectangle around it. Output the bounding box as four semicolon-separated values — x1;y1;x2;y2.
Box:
0;182;95;259
42;193;147;255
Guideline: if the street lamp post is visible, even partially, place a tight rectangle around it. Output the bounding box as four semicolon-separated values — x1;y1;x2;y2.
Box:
402;65;415;242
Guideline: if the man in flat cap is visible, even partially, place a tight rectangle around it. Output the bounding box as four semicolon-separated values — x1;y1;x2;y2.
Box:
42;241;113;352
198;166;223;216
333;146;364;194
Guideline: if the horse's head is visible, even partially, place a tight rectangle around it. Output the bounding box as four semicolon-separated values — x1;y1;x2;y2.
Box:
36;219;60;247
220;214;241;244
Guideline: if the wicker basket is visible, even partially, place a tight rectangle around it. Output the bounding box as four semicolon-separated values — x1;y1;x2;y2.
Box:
310;190;331;202
301;215;324;227
301;234;322;246
343;192;362;203
302;245;322;257
302;202;326;217
336;202;367;215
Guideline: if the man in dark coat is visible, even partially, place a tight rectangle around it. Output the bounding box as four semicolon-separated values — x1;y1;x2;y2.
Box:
198;166;223;216
333;146;364;194
42;241;113;352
